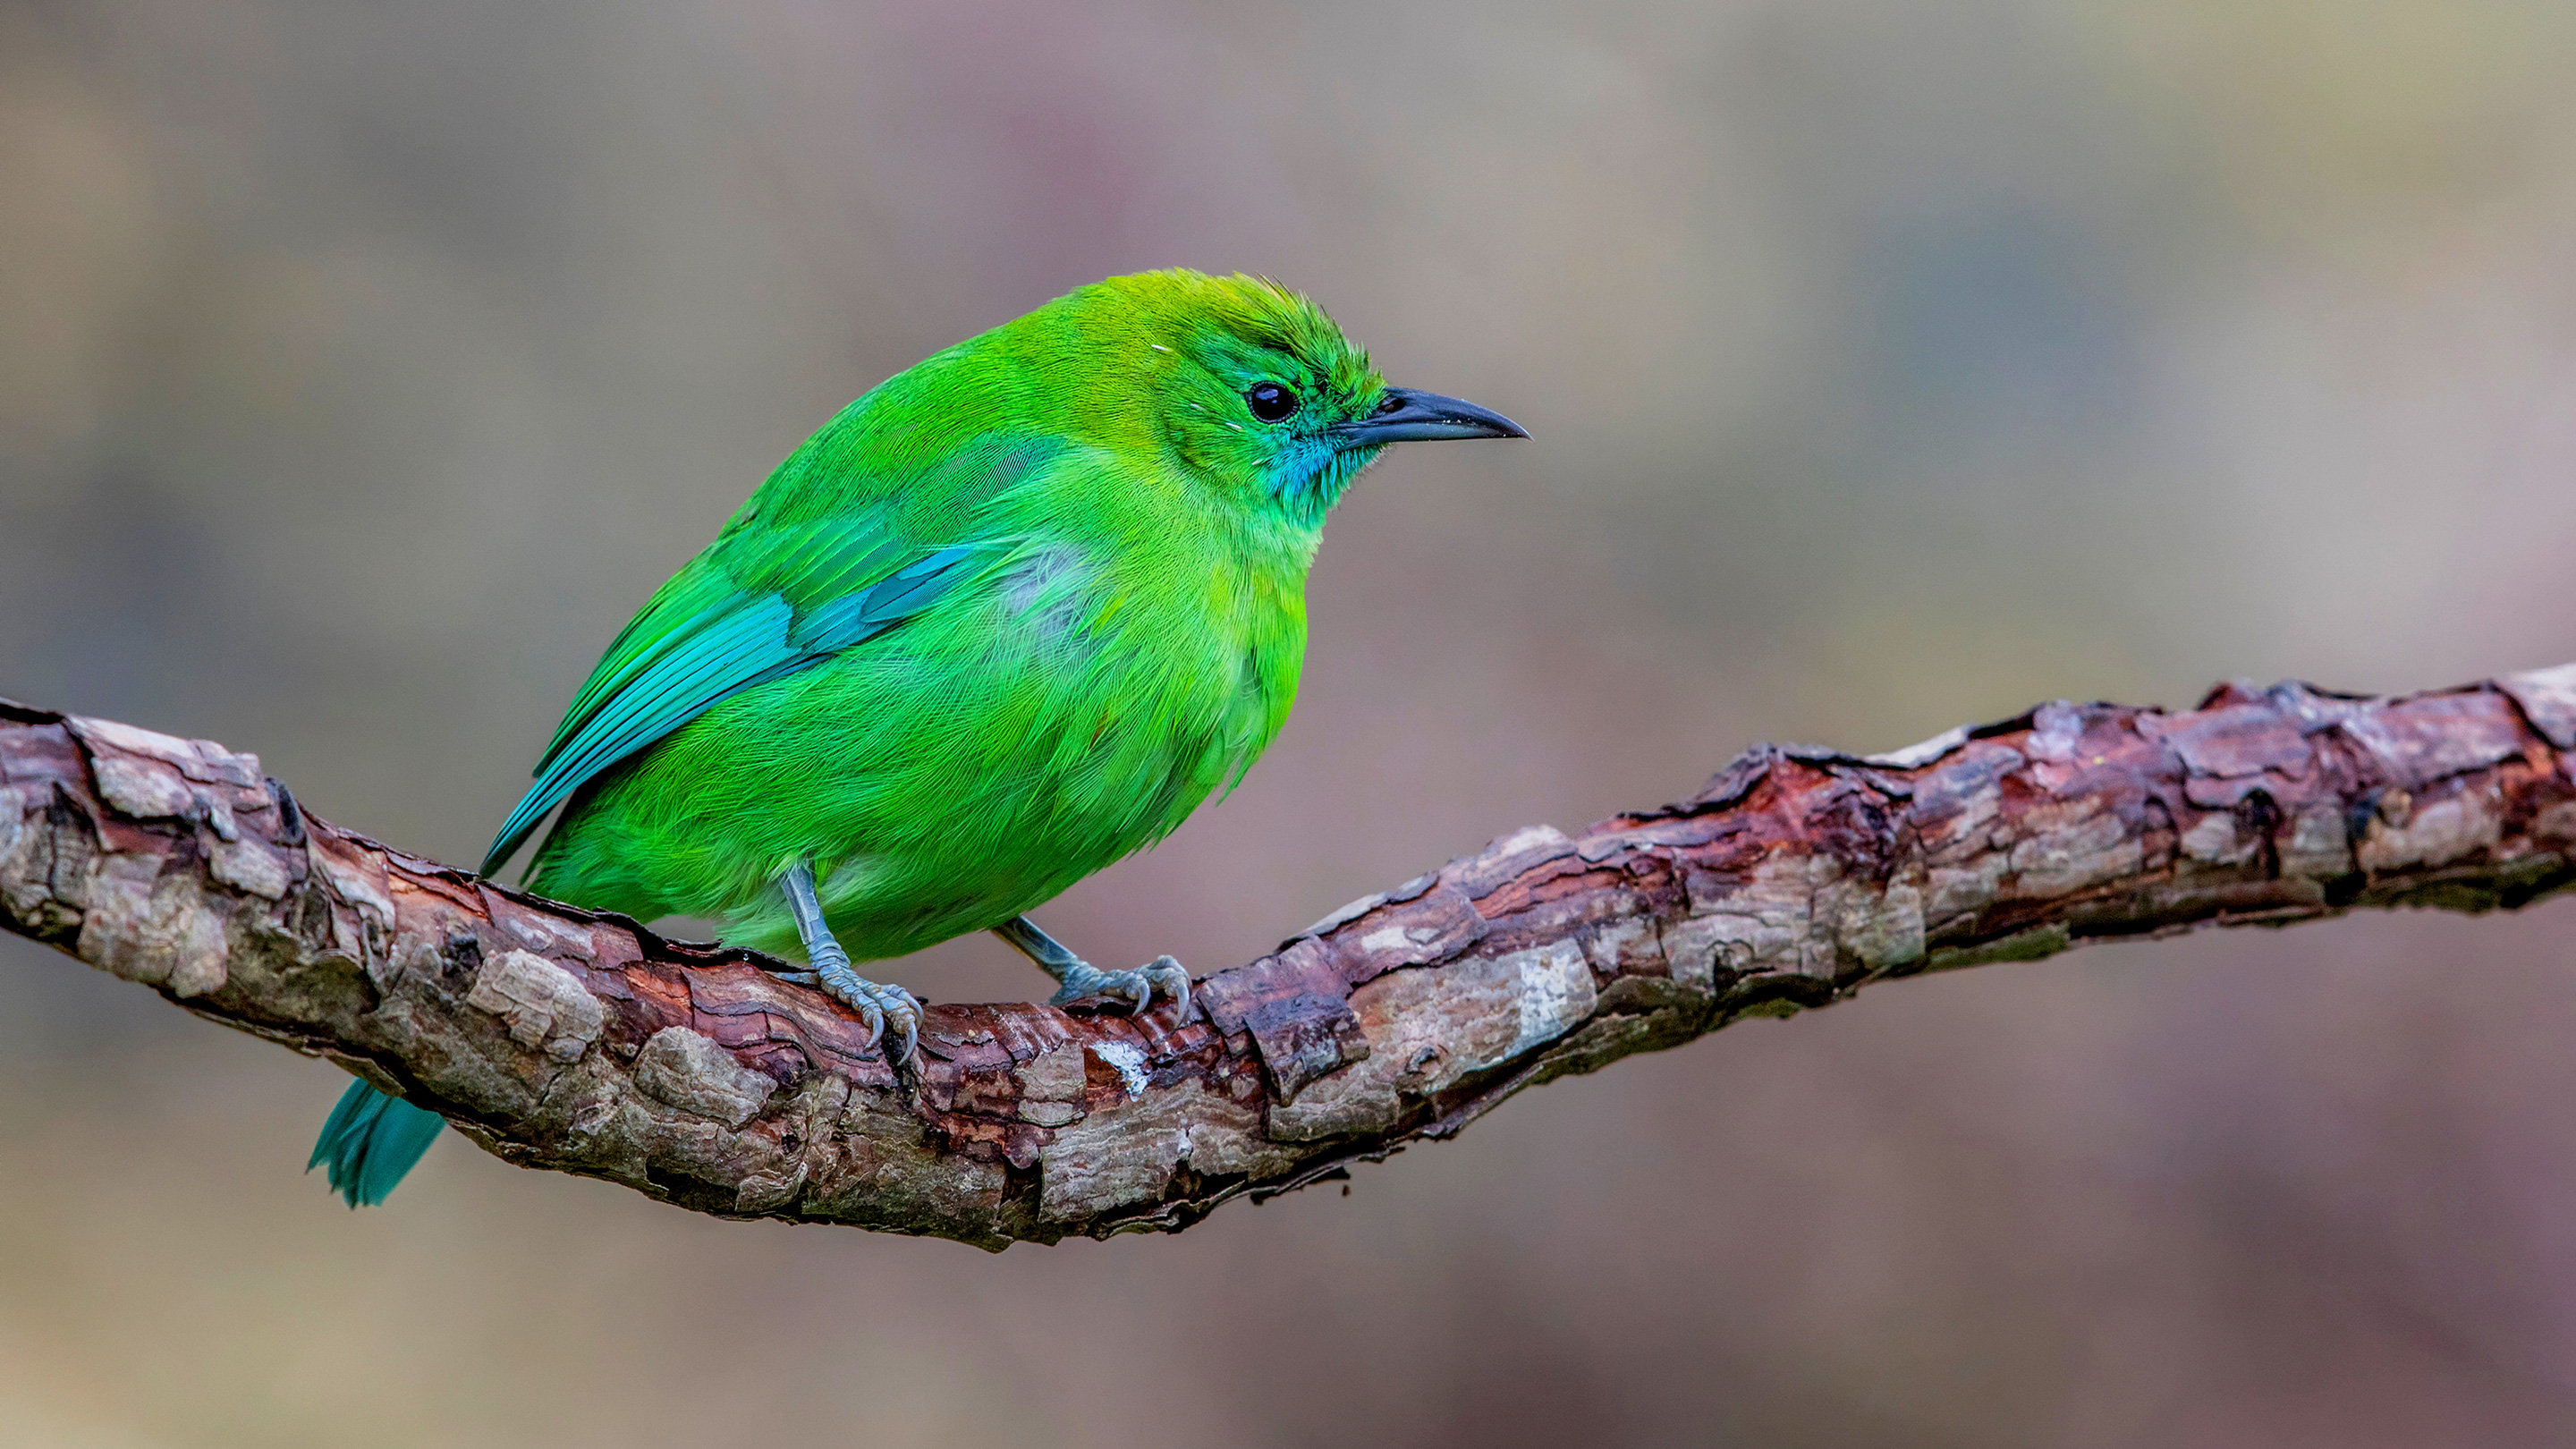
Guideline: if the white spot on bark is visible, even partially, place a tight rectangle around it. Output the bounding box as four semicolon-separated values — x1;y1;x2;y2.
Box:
1089;1040;1148;1098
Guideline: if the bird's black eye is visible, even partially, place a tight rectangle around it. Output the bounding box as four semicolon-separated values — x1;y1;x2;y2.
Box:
1245;382;1299;423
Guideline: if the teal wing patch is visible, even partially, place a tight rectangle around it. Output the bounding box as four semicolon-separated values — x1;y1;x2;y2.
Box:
479;541;988;877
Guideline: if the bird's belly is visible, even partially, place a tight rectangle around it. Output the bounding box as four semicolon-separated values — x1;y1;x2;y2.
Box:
638;596;1276;962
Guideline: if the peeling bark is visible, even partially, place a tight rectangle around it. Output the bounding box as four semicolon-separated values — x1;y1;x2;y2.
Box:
4;667;2574;1249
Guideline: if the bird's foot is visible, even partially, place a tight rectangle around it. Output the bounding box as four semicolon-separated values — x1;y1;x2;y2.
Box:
1046;953;1191;1018
775;860;918;1062
773;942;920;1062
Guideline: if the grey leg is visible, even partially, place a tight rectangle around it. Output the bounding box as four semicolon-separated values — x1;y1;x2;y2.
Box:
767;861;921;1061
993;915;1190;1018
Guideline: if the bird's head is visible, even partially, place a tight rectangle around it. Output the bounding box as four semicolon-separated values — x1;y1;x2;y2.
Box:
1063;270;1527;530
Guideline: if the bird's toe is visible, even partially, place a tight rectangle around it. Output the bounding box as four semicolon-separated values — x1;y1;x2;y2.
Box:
877;984;922;1063
1143;955;1191;1019
1054;957;1191;1019
775;958;928;1060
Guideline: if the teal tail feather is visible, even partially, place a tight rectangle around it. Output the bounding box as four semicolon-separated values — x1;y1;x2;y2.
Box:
307;1080;445;1207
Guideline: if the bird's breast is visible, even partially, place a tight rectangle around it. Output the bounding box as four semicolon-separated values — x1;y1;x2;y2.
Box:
977;532;1301;821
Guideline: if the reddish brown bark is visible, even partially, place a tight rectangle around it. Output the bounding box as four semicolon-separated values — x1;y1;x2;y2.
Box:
4;666;2572;1247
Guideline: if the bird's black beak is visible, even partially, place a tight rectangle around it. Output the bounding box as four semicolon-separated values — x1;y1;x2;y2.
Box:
1329;387;1530;448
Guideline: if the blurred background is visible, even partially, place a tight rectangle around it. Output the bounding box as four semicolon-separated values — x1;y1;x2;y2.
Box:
4;0;2576;1444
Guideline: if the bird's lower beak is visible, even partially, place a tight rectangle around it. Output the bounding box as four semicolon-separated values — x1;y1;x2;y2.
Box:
1329;387;1530;448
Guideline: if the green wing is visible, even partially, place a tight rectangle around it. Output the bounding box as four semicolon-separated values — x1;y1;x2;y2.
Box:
482;411;1069;879
480;515;991;878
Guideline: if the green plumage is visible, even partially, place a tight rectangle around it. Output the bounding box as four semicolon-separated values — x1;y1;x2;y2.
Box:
509;269;1361;954
311;269;1524;1205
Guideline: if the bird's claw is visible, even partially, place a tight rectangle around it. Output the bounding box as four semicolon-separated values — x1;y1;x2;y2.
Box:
772;954;920;1063
1047;953;1190;1020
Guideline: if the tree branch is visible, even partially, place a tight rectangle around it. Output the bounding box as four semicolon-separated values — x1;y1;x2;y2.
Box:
4;666;2573;1247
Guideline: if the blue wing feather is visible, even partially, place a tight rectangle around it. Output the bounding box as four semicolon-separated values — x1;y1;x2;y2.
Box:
482;434;1059;881
789;545;985;652
480;541;990;877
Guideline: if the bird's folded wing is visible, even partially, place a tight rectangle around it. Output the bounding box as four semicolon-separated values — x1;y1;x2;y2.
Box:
479;515;991;877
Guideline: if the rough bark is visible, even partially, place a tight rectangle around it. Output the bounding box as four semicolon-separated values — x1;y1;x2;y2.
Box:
4;666;2574;1248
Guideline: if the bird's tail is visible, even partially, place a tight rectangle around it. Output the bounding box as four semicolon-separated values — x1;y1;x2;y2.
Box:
308;1080;445;1207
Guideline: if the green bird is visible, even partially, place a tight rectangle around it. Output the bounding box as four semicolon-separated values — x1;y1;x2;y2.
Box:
309;268;1525;1206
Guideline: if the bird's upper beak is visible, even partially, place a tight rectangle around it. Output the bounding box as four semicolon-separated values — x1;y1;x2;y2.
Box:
1329;387;1530;448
